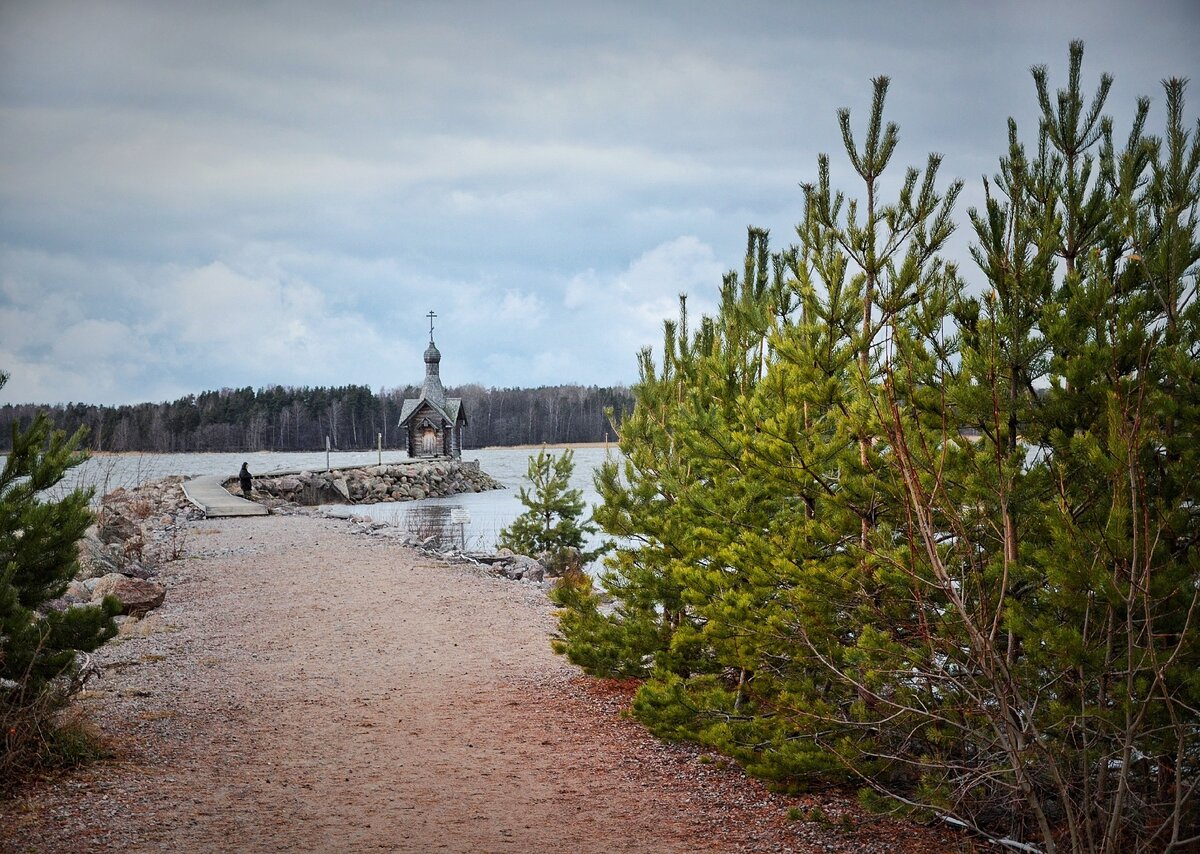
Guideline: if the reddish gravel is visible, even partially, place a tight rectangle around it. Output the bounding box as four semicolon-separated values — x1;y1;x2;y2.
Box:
0;514;965;853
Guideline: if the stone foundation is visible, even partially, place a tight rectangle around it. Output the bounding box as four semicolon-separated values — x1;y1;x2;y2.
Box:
226;458;503;506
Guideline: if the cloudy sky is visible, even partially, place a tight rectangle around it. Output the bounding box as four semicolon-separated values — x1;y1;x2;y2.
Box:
1;1;1197;405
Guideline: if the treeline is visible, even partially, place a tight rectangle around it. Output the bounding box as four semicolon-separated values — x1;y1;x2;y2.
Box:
0;383;631;453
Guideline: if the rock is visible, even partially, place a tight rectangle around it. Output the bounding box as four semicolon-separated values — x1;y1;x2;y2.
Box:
39;580;95;614
122;561;156;580
91;573;166;616
501;555;545;582
333;477;350;500
97;512;140;545
463;552;512;565
247;460;503;508
78;533;122;577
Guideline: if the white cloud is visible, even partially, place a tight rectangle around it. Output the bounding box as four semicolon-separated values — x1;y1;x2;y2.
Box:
0;250;432;404
567;236;724;354
457;236;726;388
141;261;426;390
154;262;316;348
1;1;1196;404
497;290;545;326
52;319;135;363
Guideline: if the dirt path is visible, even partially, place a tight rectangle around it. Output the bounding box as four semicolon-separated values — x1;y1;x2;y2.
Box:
1;515;960;853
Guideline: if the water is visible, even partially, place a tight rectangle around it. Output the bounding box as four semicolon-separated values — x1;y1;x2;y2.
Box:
323;447;617;556
44;446;620;555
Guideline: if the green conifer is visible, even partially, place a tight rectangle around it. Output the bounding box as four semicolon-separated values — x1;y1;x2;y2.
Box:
498;447;596;570
554;42;1200;852
1;371;119;779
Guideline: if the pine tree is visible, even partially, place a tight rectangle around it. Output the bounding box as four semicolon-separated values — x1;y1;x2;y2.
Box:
552;231;788;679
868;46;1200;850
497;447;596;571
1;371;119;780
554;43;1200;852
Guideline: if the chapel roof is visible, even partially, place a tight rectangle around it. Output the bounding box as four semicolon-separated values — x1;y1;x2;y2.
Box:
398;396;463;426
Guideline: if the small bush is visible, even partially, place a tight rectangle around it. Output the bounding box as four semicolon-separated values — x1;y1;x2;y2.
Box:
498;448;598;561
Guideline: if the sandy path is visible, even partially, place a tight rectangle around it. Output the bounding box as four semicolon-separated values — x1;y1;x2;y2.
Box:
1;514;959;853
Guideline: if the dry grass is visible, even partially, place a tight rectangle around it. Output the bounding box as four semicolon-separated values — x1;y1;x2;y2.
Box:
137;710;176;722
1;703;113;797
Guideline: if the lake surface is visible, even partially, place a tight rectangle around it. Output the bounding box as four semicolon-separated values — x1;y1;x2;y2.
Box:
51;446;620;556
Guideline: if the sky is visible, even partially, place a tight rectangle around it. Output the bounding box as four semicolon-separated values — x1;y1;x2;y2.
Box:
1;1;1197;406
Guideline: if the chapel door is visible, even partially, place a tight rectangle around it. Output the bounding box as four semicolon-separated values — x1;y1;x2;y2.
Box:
421;427;437;455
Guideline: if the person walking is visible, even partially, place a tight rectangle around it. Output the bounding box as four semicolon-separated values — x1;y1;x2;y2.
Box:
238;462;253;499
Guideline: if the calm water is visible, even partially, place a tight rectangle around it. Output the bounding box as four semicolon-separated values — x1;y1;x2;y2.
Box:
51;446;620;555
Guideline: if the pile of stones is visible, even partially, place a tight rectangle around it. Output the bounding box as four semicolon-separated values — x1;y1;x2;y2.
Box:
229;459;503;506
41;477;202;619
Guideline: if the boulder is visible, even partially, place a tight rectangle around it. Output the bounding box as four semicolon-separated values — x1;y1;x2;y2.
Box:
121;561;156;580
40;580;94;613
91;573;166;616
501;555;545;582
97;512;140;545
78;533;122;577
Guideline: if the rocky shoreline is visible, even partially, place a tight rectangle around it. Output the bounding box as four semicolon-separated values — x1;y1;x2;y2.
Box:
50;470;554;626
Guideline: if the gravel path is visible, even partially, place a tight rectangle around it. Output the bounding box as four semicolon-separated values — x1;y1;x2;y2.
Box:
1;514;962;853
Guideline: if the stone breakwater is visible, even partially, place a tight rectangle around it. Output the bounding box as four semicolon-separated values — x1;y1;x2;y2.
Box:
226;459;504;506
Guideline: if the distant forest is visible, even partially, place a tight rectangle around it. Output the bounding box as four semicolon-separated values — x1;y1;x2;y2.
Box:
0;384;633;453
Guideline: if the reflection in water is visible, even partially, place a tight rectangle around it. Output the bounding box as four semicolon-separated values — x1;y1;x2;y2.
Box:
401;504;468;551
330;447;618;560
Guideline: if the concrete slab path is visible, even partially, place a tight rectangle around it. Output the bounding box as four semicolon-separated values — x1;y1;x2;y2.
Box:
181;475;269;517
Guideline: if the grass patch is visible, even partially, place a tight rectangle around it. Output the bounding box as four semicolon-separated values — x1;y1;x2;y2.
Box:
2;705;114;795
41;711;113;769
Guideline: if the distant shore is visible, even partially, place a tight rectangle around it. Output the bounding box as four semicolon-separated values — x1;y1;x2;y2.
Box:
479;441;611;450
77;442;615;458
